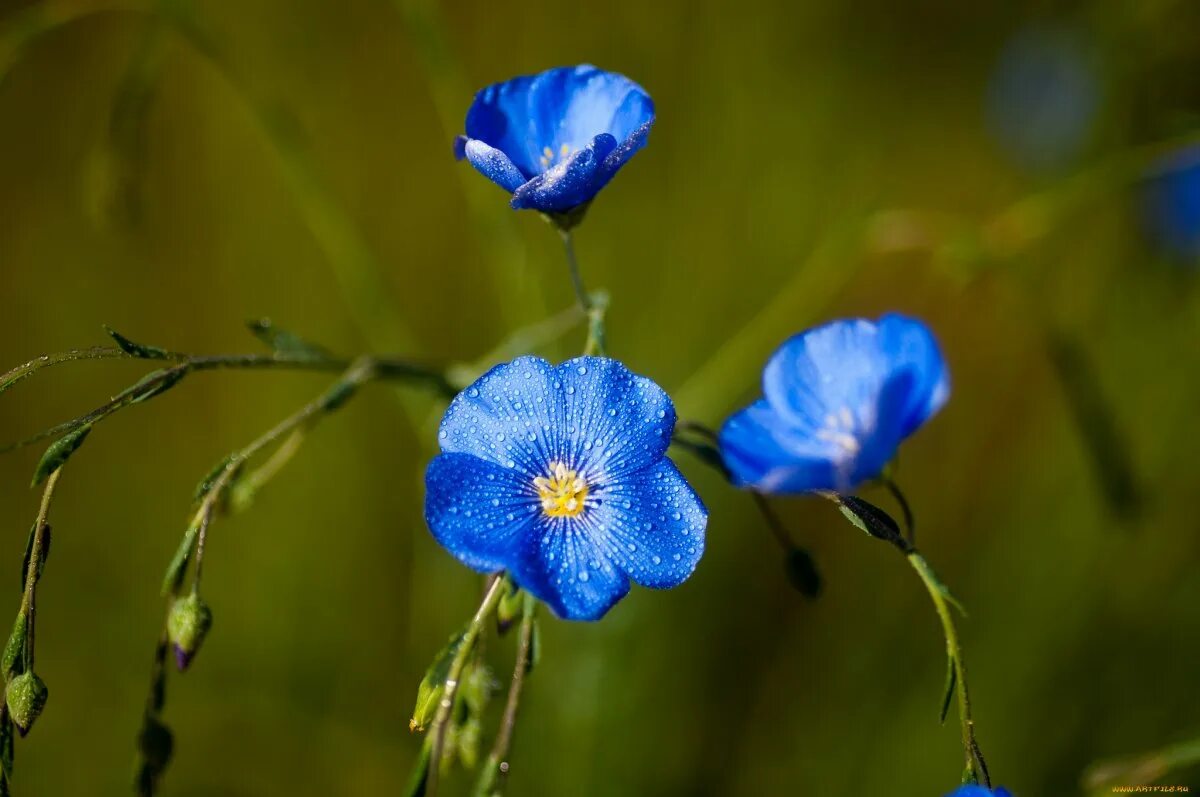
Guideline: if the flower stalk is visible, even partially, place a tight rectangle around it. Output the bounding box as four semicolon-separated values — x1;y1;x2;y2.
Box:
907;551;990;787
559;231;607;356
472;592;537;797
425;575;508;797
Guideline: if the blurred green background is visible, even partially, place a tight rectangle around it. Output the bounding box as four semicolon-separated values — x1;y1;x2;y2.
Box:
1;0;1199;794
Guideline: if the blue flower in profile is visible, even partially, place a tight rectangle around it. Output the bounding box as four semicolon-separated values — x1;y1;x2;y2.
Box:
1141;145;1200;264
453;65;655;220
719;315;949;494
945;786;1013;797
425;356;706;621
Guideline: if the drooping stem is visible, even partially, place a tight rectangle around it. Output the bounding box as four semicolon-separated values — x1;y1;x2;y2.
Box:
472;593;537;797
880;474;915;546
426;576;508;797
559;231;607;356
906;551;990;787
19;468;62;672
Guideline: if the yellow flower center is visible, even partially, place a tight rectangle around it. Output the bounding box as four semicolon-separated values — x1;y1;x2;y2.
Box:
533;462;589;518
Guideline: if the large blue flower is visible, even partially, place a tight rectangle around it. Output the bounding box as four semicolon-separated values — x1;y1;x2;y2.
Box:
425;356;706;621
945;787;1013;797
453;65;655;216
719;315;949;494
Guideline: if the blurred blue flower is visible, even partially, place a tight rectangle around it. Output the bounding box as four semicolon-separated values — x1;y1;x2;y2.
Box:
944;786;1013;797
986;26;1100;173
1142;145;1200;264
425;356;706;621
719;315;949;494
453;65;655;216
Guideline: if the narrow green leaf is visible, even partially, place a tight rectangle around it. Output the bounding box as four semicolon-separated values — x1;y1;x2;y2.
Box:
127;366;189;404
31;425;90;487
1;616;26;679
838;496;910;552
245;319;330;359
410;630;466;733
320;380;358;412
104;326;170;359
940;655;957;724
193;455;236;503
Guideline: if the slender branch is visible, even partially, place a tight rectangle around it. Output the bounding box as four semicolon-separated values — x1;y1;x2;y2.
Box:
751;492;795;552
0;347;128;394
880;475;915;546
473;594;537;797
426;576;507;797
559;231;607;356
19;468;63;672
0;348;454;454
906;551;990;787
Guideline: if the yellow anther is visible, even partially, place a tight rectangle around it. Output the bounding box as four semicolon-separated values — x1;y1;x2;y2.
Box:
560;143;570;157
543;146;555;159
534;461;589;518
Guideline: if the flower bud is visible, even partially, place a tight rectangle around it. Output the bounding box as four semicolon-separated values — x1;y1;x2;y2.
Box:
5;671;48;736
495;581;523;635
167;593;212;671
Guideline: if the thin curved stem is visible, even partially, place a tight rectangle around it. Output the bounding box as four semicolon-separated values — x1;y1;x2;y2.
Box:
881;475;915;546
559;231;607;356
19;468;62;671
907;552;990;787
472;594;537;797
426;576;507;797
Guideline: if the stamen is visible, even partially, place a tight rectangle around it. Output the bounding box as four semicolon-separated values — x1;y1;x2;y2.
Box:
534;461;589;519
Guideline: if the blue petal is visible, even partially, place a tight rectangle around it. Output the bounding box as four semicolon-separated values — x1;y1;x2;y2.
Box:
876;313;950;438
762;318;885;431
424;453;542;574
944;788;1013;797
510;515;631;621
437;356;563;476
438;356;675;482
719;399;840;493
596;118;654;186
463;139;528;194
464;73;541;176
551;355;675;481
584;458;706;588
510;134;617;211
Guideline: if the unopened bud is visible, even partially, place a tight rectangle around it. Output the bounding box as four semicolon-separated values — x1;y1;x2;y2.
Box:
167;593;212;671
5;672;48;736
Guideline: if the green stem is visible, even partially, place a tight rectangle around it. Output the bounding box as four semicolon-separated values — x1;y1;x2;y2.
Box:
906;552;989;787
559;231;607;356
472;594;537;797
0;348;453;455
19;468;62;672
426;576;508;797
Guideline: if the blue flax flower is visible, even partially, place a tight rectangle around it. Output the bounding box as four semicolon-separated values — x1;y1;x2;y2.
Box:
719;315;949;494
454;65;655;217
425;356;706;621
945;787;1013;797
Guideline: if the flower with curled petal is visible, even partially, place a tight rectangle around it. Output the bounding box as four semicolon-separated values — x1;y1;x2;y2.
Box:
719;314;949;494
424;356;706;621
453;65;655;223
